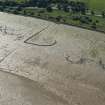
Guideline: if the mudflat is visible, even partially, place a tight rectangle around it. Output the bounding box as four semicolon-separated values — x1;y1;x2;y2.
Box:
0;12;105;105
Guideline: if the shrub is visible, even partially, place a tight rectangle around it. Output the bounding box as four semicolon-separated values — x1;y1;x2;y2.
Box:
91;22;97;29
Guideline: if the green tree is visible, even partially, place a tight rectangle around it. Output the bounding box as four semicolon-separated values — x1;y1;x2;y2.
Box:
102;11;105;18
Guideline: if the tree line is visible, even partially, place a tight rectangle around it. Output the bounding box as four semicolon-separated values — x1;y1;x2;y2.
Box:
0;0;87;14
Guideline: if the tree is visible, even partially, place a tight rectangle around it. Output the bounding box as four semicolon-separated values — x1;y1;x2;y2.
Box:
13;10;19;14
91;22;97;29
46;6;53;12
91;10;95;15
96;20;99;23
56;16;62;22
102;11;105;18
57;4;62;10
63;4;69;12
23;10;27;15
0;6;4;11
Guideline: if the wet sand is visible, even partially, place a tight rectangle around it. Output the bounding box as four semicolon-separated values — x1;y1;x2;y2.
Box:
0;70;67;105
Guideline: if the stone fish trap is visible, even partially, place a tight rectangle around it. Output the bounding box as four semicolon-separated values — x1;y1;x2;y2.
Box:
24;26;57;46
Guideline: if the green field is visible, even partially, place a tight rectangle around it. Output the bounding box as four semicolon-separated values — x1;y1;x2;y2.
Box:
88;0;105;11
73;0;105;11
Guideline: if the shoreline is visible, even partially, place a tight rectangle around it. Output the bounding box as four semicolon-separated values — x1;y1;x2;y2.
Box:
2;11;105;35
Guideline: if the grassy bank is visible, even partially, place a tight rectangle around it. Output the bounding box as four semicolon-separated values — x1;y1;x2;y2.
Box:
11;7;105;33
